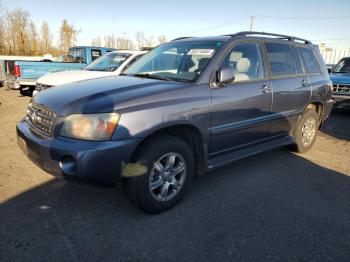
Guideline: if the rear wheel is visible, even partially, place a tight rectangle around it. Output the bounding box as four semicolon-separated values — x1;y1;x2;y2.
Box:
290;109;319;153
125;135;194;213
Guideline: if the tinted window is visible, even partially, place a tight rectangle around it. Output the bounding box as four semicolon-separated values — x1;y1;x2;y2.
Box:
265;43;296;77
91;49;102;61
291;46;304;74
298;47;321;74
221;43;264;82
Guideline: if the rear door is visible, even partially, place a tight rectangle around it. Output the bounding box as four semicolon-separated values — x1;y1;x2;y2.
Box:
210;42;273;154
264;42;311;135
297;46;326;100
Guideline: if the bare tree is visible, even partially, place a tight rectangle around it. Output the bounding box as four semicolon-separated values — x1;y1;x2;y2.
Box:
59;19;79;52
6;8;30;55
0;14;6;54
91;36;102;46
104;35;116;48
40;21;52;54
158;35;167;44
28;21;39;55
135;31;145;49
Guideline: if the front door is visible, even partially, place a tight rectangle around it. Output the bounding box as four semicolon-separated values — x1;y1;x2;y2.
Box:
210;42;273;155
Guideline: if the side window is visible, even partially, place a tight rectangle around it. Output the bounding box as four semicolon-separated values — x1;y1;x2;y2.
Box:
291;46;304;75
221;43;264;82
91;49;102;62
265;43;296;77
68;48;87;63
297;47;321;74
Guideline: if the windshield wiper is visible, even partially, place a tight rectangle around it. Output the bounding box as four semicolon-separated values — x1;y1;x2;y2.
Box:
122;73;192;83
133;73;173;81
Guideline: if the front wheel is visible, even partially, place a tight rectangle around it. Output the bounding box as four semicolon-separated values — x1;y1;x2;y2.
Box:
290;109;319;153
125;135;194;213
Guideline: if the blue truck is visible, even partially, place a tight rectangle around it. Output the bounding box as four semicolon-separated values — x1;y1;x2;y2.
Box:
6;46;116;92
330;57;350;107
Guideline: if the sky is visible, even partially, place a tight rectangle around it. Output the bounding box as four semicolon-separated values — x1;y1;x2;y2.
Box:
1;0;350;47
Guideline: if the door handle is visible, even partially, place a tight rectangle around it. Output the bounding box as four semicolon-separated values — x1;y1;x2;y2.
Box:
261;85;272;93
301;79;310;86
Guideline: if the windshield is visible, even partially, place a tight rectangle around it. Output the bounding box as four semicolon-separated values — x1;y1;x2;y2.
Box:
333;58;350;73
85;52;132;72
123;41;223;82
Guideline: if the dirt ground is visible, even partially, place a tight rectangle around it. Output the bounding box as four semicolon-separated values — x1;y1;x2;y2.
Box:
0;87;349;261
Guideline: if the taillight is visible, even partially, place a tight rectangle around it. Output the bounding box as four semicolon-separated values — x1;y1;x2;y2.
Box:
14;65;21;77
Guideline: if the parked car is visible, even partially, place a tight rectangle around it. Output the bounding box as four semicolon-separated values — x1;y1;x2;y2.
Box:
17;31;333;213
330;57;350;106
33;50;148;96
0;55;47;88
6;46;116;92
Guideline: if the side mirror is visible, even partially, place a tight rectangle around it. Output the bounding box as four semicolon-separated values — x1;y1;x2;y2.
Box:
218;67;235;85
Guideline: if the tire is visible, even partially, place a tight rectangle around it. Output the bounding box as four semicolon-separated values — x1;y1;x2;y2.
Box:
290;109;319;153
125;134;194;213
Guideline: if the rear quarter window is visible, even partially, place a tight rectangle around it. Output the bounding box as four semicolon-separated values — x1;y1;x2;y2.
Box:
265;43;296;77
297;47;321;74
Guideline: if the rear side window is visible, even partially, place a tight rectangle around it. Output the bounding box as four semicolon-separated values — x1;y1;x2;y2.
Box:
265;43;296;77
297;47;321;74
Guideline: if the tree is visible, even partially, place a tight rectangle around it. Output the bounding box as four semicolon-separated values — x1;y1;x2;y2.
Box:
28;21;39;55
59;19;79;52
0;15;6;54
91;36;101;46
158;35;167;44
40;21;52;54
6;8;30;55
135;31;144;48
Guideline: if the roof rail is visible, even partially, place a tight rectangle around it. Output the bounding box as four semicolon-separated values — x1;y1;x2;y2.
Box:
171;37;194;41
225;31;311;44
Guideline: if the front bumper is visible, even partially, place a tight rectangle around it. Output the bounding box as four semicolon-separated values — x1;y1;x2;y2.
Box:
332;94;350;104
16;120;141;185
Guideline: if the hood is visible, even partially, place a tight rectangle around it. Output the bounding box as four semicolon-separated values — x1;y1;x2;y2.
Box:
34;76;190;116
38;70;115;86
330;73;350;84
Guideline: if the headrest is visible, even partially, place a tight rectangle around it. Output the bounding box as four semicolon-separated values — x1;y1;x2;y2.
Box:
197;58;210;70
236;58;250;73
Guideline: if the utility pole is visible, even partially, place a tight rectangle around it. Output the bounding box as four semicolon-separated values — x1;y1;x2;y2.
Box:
249;16;255;31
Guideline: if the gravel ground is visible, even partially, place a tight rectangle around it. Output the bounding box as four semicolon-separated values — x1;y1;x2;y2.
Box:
0;87;349;262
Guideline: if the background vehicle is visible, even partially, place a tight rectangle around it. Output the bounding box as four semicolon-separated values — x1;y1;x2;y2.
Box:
0;55;49;88
6;46;116;92
33;50;147;96
17;32;333;213
330;57;350;107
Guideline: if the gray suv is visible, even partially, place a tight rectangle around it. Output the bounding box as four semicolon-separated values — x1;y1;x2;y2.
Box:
17;32;333;213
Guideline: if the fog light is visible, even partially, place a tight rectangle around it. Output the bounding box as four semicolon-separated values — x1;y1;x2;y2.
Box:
59;156;76;175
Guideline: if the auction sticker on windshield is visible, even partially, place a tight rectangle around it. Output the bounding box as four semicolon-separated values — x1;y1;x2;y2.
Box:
187;49;215;56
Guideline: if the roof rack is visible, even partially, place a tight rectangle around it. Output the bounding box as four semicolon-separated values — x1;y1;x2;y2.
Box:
225;31;311;44
171;37;194;41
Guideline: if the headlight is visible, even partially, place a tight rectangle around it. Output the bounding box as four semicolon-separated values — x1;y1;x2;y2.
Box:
60;113;120;141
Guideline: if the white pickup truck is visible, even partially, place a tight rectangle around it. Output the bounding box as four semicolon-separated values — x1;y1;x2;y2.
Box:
33;50;147;96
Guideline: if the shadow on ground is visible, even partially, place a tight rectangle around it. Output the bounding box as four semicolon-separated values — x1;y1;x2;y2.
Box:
1;149;349;262
321;107;350;141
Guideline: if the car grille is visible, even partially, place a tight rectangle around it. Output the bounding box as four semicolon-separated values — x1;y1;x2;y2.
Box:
333;83;350;96
26;103;56;138
35;83;52;91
